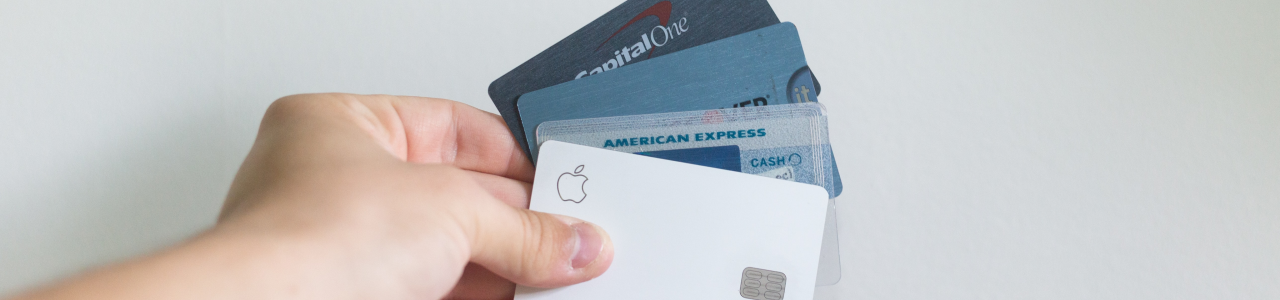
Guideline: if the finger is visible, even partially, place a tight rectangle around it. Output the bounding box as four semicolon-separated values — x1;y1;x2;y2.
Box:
467;170;533;209
269;93;536;182
442;263;515;300
465;200;614;288
380;95;535;182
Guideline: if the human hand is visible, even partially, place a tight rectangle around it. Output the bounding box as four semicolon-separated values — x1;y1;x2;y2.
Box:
11;94;613;300
217;94;615;299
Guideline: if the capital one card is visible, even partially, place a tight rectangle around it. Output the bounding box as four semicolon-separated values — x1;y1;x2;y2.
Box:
516;22;841;197
517;141;828;300
488;0;788;158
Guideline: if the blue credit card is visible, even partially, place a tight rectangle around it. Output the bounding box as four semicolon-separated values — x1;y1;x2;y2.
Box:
636;145;742;172
488;0;789;157
516;22;841;196
534;103;842;197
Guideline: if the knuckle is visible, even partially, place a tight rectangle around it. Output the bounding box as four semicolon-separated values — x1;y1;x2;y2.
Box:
263;94;319;122
264;93;355;119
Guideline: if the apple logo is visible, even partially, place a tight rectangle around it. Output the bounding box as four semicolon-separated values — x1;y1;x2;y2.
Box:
557;165;589;203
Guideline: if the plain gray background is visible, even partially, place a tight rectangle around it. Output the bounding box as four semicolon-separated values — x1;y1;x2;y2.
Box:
2;0;1278;298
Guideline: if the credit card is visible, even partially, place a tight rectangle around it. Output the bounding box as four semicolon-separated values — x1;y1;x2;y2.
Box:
488;0;785;158
518;141;829;300
535;103;845;286
534;103;837;198
516;22;841;196
516;22;811;156
636;145;742;172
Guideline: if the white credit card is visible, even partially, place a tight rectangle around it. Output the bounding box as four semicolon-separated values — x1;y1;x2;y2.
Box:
517;141;828;300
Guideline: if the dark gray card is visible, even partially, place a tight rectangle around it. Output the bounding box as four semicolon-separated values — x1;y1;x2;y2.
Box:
487;0;782;159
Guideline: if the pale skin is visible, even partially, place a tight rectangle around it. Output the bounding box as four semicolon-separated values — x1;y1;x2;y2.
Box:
8;94;614;300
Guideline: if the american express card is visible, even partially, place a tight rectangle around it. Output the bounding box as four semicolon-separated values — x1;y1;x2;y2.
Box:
534;103;837;198
636;145;742;172
518;141;828;300
488;0;786;157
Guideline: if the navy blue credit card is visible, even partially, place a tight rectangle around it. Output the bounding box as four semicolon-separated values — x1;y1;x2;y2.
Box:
488;0;786;158
636;145;742;172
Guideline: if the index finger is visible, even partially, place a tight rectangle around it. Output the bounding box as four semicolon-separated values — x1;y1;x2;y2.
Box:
316;93;535;182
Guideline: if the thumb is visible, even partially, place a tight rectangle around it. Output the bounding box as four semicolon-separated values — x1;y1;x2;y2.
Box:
466;200;614;288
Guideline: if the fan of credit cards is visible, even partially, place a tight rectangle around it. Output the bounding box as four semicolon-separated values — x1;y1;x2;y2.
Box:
488;0;845;287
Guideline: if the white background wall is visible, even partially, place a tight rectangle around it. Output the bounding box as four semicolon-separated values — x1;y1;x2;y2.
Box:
2;0;1278;298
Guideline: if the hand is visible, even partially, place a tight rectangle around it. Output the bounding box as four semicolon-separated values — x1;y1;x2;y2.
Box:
11;94;613;300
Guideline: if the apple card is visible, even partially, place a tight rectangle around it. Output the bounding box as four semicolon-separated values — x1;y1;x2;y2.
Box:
518;141;829;300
